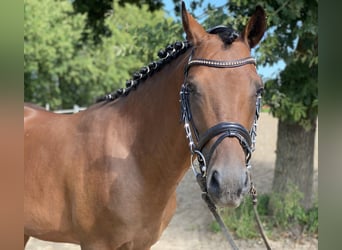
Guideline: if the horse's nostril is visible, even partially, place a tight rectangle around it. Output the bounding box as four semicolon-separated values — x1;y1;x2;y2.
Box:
244;171;249;187
210;170;220;193
237;188;242;197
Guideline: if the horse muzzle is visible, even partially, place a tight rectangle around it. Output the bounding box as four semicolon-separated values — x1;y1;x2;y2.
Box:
207;166;250;208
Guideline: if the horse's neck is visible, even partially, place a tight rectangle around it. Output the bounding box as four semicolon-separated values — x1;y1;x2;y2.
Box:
109;53;191;190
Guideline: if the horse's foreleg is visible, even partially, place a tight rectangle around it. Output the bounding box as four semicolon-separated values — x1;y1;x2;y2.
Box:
24;234;30;248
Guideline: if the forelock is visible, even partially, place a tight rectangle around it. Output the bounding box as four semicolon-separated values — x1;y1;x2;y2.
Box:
207;25;239;46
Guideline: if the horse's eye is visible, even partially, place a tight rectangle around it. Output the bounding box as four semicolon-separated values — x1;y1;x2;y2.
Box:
256;88;264;96
186;83;197;94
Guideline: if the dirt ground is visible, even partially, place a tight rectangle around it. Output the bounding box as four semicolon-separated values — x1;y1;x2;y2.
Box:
26;113;318;250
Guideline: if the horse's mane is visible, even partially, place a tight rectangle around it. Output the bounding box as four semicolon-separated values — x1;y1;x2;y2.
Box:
96;26;239;103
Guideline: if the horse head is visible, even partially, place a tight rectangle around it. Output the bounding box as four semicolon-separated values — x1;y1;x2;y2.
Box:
181;2;266;207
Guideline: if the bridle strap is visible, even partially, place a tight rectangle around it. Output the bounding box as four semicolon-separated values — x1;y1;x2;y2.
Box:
197;122;252;166
203;122;252;167
182;55;257;169
186;57;256;72
198;122;252;150
180;51;272;250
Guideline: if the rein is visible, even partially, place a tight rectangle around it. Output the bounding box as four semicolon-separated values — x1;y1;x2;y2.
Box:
180;51;271;250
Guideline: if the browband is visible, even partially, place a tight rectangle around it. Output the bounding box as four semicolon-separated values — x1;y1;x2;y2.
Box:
186;57;256;72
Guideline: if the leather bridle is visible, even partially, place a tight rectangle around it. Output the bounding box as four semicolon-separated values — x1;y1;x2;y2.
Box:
180;51;263;179
179;50;270;250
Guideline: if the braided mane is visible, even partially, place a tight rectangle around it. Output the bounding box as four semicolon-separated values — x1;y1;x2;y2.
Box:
96;26;239;103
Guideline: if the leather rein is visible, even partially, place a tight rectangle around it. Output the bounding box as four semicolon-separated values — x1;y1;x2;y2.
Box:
180;51;272;250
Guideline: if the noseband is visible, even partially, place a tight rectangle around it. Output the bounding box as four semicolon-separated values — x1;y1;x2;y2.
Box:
180;51;263;178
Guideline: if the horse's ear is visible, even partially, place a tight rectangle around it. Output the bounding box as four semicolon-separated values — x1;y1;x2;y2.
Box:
241;6;267;49
181;1;207;45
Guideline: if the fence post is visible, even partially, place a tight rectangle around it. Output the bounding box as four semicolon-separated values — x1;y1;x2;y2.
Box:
73;105;80;113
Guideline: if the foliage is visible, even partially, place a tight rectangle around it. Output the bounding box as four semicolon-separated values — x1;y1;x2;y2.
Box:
270;184;318;234
72;0;114;43
72;0;165;44
211;194;271;239
270;184;306;228
24;0;181;109
215;197;260;238
24;0;86;108
305;202;319;233
212;190;318;239
264;60;318;130
110;4;182;64
117;0;163;11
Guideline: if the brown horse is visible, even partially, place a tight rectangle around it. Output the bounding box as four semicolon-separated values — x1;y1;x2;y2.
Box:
24;3;266;249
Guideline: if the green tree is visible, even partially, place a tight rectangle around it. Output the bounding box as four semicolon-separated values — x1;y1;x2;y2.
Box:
24;1;180;109
108;3;182;65
72;0;164;43
255;0;317;210
186;0;318;209
24;0;87;108
71;0;113;44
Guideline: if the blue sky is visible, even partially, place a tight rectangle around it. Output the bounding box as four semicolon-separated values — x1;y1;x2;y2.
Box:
162;0;285;80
